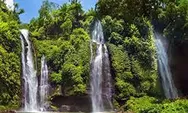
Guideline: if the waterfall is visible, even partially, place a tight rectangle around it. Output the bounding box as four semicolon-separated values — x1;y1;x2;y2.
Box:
20;29;38;111
90;20;112;112
39;55;49;111
103;45;113;109
154;31;178;99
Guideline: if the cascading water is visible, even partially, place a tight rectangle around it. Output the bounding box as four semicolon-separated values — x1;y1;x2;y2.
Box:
90;43;104;112
20;29;38;111
154;31;178;99
39;55;49;111
90;20;112;112
103;45;113;109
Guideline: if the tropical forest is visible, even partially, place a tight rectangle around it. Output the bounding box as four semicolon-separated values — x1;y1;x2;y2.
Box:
0;0;188;113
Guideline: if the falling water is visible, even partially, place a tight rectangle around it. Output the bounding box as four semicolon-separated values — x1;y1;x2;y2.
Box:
90;20;112;112
103;45;113;109
20;29;38;111
154;31;178;99
39;55;49;111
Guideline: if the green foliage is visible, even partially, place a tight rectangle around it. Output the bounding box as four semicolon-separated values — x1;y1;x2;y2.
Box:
102;16;124;40
29;0;86;39
97;0;162;21
161;0;188;44
126;96;158;113
61;63;86;95
33;37;90;95
109;41;159;104
51;72;62;84
126;96;188;113
31;1;91;96
108;44;135;100
0;1;21;108
125;18;157;70
0;46;20;105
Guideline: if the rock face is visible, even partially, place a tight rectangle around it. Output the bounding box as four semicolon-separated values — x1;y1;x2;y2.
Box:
51;95;92;112
1;110;16;113
50;95;113;112
171;41;188;96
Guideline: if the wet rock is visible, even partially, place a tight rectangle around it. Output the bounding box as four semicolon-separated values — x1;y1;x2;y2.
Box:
51;95;92;112
171;41;188;96
1;110;16;113
59;105;71;112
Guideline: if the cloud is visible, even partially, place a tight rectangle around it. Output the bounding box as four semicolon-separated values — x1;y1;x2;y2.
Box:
4;0;14;10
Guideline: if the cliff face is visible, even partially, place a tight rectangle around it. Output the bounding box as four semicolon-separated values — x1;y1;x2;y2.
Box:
51;95;91;112
171;41;188;96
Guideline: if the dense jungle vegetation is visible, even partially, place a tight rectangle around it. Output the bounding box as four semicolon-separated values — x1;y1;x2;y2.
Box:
1;0;188;112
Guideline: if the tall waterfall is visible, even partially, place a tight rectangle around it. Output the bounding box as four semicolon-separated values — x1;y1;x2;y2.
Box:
20;29;38;111
154;32;178;99
90;20;112;112
39;55;49;111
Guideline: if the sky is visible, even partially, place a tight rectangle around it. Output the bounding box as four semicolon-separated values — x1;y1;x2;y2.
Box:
14;0;97;23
